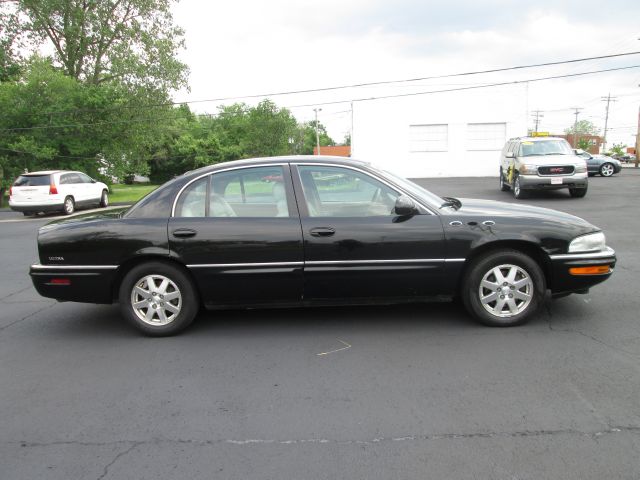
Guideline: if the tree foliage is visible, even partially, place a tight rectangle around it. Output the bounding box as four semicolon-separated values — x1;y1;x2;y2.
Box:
4;0;188;93
564;120;600;136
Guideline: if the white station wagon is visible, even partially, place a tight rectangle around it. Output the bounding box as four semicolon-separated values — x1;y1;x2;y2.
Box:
9;170;109;216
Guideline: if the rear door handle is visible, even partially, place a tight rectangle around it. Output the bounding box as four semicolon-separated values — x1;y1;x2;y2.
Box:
309;227;336;237
172;228;197;238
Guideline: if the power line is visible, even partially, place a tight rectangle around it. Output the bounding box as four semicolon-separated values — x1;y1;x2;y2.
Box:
1;64;639;133
8;50;640;119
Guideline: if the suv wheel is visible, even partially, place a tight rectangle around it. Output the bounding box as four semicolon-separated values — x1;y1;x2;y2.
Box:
499;168;510;191
100;190;109;208
569;186;587;198
63;196;75;215
513;175;527;199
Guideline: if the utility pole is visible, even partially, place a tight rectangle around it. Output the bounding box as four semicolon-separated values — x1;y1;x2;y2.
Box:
572;108;582;148
313;108;322;155
635;104;639;168
532;110;544;133
601;93;617;153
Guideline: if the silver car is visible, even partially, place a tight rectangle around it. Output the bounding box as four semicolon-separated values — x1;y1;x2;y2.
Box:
499;136;588;199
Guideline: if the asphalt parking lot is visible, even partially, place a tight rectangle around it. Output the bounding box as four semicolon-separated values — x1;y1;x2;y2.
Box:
1;170;639;479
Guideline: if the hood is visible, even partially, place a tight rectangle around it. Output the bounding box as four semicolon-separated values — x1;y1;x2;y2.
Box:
453;198;596;229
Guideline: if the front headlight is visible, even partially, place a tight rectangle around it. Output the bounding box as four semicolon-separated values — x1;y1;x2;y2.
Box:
520;164;538;175
574;162;587;173
568;232;606;253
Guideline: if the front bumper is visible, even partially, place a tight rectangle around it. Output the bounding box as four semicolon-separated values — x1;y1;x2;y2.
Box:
519;172;588;190
548;247;616;295
30;264;117;304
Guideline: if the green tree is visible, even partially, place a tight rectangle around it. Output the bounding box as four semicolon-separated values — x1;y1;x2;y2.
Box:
564;120;600;136
4;0;188;93
607;143;626;156
576;138;591;151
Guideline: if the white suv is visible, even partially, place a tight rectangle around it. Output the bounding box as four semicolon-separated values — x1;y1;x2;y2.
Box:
9;170;109;216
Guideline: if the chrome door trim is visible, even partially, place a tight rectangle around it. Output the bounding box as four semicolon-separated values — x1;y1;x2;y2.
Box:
30;264;118;270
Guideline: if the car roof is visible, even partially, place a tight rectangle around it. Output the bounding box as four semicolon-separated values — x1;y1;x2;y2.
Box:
182;155;369;177
20;170;79;176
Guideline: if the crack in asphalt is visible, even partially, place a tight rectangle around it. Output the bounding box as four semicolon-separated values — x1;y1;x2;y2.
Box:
10;425;640;451
0;302;57;332
0;286;33;302
96;442;143;480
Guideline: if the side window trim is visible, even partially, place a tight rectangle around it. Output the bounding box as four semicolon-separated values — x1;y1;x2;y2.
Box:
291;163;434;217
172;163;296;218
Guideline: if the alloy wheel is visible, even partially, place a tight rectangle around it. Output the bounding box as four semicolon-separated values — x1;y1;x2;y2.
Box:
601;163;614;177
130;274;182;326
478;264;533;318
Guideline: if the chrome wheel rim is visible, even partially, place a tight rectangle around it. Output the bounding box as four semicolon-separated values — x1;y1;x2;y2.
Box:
64;199;74;213
514;178;521;197
130;274;182;326
601;164;614;176
478;264;533;318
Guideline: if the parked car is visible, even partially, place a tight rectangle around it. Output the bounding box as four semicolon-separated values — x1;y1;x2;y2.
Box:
9;170;109;216
30;156;616;336
499;136;588;198
574;149;621;177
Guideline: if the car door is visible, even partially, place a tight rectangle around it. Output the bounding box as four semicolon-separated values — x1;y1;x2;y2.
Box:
60;173;83;203
168;164;304;306
77;172;100;203
292;164;446;302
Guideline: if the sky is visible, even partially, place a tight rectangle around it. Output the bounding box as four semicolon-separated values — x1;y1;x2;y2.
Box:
171;0;640;148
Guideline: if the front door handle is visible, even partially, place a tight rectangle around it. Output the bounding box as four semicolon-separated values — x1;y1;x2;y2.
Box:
172;228;197;238
309;227;336;237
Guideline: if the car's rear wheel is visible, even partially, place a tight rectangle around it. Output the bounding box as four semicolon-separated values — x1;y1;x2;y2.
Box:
100;189;109;208
513;175;527;199
22;211;35;217
499;168;510;191
599;163;615;177
119;261;199;336
63;196;75;215
569;186;587;198
462;250;545;327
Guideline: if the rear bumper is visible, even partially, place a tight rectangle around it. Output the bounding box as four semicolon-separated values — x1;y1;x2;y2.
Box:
30;264;116;304
519;173;588;190
548;247;616;294
9;202;64;213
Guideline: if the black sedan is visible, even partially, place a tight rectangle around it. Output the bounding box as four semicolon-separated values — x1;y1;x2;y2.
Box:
30;156;617;336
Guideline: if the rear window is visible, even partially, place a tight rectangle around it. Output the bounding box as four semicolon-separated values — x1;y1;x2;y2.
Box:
13;175;51;187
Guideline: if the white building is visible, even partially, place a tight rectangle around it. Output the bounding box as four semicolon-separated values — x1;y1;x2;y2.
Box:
351;86;528;178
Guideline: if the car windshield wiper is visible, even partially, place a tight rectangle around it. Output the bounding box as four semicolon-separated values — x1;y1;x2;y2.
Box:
440;196;462;210
544;152;568;155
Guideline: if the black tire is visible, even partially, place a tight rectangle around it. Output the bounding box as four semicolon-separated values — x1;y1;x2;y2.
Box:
63;196;75;215
513;174;527;199
119;261;199;336
569;186;587;198
499;168;510;191
461;249;546;327
100;189;109;208
22;211;35;217
599;163;615;177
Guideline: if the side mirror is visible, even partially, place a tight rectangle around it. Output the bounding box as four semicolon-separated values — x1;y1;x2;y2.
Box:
505;152;515;159
394;195;418;216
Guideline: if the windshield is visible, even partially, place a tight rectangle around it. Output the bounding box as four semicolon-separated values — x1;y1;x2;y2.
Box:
519;140;573;156
369;165;445;208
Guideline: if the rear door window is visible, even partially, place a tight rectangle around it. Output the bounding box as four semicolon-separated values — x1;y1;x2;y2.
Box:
13;175;51;187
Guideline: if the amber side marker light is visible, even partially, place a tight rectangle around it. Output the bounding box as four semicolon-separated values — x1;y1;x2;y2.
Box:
569;266;611;276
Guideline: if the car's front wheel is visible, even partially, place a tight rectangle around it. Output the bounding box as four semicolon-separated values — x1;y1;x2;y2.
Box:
462;250;546;327
100;189;109;208
599;163;615;177
119;261;199;336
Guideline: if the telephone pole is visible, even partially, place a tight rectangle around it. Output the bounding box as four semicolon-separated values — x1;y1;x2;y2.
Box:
601;93;617;153
313;108;322;155
572;108;583;148
532;110;544;133
635;104;639;168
